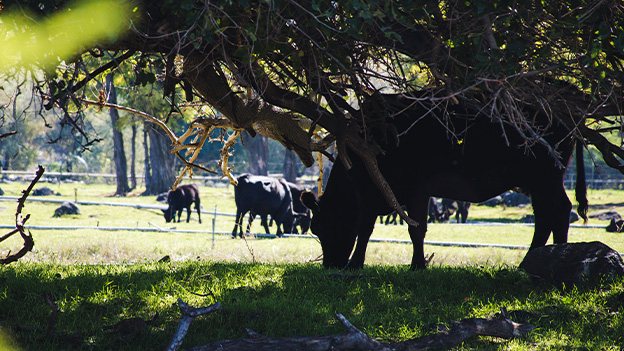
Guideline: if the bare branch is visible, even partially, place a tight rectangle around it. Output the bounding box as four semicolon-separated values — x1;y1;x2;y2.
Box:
0;165;43;265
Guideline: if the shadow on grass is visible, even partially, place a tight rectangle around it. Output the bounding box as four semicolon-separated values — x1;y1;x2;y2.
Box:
0;262;622;350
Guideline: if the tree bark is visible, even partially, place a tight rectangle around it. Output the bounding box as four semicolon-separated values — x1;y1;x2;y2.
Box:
282;149;297;182
130;122;137;190
106;73;130;196
143;125;151;193
143;122;175;195
242;131;268;176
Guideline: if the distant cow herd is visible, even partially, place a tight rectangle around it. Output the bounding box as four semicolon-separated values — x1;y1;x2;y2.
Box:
160;174;310;238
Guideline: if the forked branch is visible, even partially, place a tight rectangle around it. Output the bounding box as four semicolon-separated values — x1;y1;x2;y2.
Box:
78;98;240;189
0;165;43;264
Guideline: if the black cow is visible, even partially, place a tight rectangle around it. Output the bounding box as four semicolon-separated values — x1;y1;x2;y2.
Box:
301;94;588;270
440;199;471;223
286;182;311;234
266;181;311;234
232;174;295;238
162;184;201;223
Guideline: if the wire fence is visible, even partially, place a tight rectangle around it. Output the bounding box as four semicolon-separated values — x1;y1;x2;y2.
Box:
0;196;609;252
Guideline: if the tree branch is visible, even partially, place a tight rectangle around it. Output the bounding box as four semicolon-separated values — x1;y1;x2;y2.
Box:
181;307;533;351
0;165;43;265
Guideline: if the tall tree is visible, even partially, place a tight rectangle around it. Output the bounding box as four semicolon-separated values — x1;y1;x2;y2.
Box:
4;0;624;212
129;122;137;190
241;131;268;176
105;72;130;196
283;149;298;183
144;122;175;195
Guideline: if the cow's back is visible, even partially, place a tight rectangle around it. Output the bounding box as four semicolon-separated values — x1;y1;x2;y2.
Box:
169;184;199;207
235;174;287;215
376;103;574;205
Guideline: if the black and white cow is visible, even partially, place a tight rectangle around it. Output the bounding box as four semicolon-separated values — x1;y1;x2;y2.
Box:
301;93;588;270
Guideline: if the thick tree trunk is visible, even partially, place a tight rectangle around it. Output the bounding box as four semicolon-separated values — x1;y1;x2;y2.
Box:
242;131;268;176
282;149;297;182
106;73;130;196
143;122;175;195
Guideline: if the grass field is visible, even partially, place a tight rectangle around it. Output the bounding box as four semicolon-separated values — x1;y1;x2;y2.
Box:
1;179;624;350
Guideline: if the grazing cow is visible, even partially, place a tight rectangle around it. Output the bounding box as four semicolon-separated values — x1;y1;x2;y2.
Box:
266;181;311;234
232;174;295;238
428;198;445;223
440;199;471;223
286;182;311;234
162;184;201;223
301;94;588;270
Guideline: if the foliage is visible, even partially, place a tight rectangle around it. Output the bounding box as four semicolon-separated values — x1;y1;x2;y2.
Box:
2;0;623;215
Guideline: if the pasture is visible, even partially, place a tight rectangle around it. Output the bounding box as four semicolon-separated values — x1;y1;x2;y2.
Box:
1;179;624;350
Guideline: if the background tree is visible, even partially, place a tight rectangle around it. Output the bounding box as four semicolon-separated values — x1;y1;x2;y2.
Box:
283;150;298;183
241;131;269;176
3;0;623;212
105;72;131;195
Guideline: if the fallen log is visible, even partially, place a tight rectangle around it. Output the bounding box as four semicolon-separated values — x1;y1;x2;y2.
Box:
169;300;533;351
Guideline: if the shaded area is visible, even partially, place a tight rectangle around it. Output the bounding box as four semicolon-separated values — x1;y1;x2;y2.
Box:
0;262;622;350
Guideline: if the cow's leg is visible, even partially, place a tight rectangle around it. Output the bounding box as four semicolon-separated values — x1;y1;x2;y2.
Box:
232;210;245;238
529;186;571;248
246;212;256;235
261;215;272;235
195;200;202;224
176;209;183;223
186;206;191;223
407;197;430;270
345;213;377;270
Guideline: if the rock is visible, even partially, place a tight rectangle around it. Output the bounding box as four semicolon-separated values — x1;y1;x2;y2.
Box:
569;211;580;223
481;196;502;207
501;191;531;207
519;241;624;286
606;219;624;233
53;202;81;217
522;210;579;224
590;210;622;222
33;187;61;196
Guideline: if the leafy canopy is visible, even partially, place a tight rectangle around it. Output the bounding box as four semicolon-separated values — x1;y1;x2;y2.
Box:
2;0;624;207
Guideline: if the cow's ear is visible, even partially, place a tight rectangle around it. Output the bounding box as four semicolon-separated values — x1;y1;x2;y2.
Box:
300;191;320;213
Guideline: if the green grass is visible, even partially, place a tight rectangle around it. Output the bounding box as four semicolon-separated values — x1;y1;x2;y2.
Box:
0;262;623;350
1;181;624;350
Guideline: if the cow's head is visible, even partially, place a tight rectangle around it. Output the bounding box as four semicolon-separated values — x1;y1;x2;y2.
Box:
301;191;355;269
162;207;174;223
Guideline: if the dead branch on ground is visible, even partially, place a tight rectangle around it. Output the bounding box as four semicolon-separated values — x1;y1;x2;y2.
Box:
165;299;222;351
167;299;533;351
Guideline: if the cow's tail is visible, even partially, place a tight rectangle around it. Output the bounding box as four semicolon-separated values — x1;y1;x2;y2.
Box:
575;140;588;223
